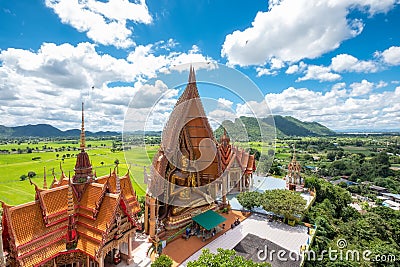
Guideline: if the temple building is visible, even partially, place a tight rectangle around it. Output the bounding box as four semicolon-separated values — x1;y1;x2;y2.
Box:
0;104;141;267
144;66;256;243
285;145;304;191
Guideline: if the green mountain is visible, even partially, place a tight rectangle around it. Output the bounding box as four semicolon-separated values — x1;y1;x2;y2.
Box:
0;124;120;138
215;115;335;141
0;115;334;139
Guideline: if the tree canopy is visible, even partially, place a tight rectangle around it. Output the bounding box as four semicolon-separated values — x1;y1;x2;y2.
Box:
237;189;307;221
151;254;173;267
187;248;269;267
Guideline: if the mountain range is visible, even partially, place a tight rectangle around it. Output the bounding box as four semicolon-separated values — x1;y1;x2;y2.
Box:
214;115;335;140
0;124;119;138
0;116;335;138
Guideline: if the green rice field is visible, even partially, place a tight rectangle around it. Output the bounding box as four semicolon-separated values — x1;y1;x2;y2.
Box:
0;140;158;205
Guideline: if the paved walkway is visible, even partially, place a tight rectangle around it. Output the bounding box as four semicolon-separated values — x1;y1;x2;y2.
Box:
181;214;310;266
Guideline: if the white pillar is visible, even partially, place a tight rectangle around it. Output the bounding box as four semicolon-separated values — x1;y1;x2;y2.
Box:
127;233;133;264
98;252;104;267
227;173;230;193
239;174;242;192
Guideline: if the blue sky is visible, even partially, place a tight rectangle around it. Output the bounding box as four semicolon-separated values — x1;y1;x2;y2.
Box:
1;0;400;132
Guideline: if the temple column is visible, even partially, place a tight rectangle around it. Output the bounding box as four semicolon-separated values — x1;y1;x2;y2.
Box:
239;174;242;192
222;175;227;205
98;252;104;267
126;233;133;264
53;258;57;267
86;255;90;267
227;173;230;193
149;196;157;238
144;195;149;234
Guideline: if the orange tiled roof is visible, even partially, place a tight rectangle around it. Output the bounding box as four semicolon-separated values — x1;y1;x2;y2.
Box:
39;185;69;216
19;239;66;267
79;194;118;232
80;183;105;210
8;202;65;246
77;236;100;258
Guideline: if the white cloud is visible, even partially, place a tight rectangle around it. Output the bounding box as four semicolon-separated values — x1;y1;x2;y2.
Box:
256;67;278;77
297;65;341;82
264;82;400;131
285;65;299;75
349;79;374;96
379;46;400;65
221;0;398;67
217;98;233;110
45;0;152;48
376;80;388;88
0;41;215;131
285;61;306;74
331;54;378;72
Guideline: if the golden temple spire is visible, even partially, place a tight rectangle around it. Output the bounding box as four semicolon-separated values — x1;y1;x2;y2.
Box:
80;102;85;150
292;144;296;161
188;64;196;84
43;167;47;190
52;168;57;184
67;178;75;215
116;173;121;194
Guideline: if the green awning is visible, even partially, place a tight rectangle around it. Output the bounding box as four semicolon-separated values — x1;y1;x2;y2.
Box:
192;210;227;231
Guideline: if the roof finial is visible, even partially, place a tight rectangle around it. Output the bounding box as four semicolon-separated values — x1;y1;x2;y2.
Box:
43;166;47;189
80;102;86;150
188;65;196;84
293;143;296;161
67;177;75;215
116;172;121;194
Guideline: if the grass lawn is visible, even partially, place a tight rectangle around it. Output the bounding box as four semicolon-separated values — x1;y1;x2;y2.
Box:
0;141;158;206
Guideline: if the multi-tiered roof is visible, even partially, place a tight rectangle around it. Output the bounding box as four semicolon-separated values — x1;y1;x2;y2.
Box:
1;103;141;266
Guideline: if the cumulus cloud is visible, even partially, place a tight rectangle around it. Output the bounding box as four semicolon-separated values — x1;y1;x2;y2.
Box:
297;65;341;82
264;83;400;131
217;98;233;110
378;46;400;65
45;0;152;48
349;79;374;96
0;41;215;131
221;0;398;67
331;54;378;72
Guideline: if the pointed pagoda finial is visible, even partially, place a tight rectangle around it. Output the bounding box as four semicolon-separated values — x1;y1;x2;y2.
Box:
43;167;47;189
60;161;64;174
80;102;86;150
67;177;75;215
293;143;296;161
188;65;196;84
116;173;121;194
52;168;57;182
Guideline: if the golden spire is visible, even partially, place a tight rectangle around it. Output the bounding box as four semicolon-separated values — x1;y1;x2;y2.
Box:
43;167;47;189
67;178;75;215
80;102;85;150
188;65;196;84
293;144;296;161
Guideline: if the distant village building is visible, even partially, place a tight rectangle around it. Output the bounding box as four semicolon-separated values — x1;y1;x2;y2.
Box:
369;185;389;194
285;145;304;191
144;66;256;243
0;104;141;267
